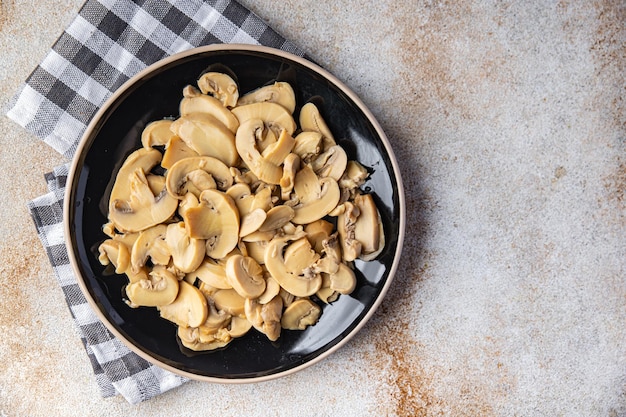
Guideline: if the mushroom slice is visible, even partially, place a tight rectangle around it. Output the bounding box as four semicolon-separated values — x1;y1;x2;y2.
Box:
186;258;231;289
228;316;253;338
130;224;171;273
235;118;283;185
125;266;179;307
293;131;323;163
290;164;341;225
339;160;369;191
304;219;335;254
170;113;238;167
336;201;362;262
184;189;240;259
225;254;266;299
98;239;131;274
242;240;269;266
281;298;322;330
177;326;231;352
239;208;267;237
299;102;335;149
237;82;296;114
231;102;297;136
226;182;254;215
316;273;339;304
166;156;233;199
141;119;176;149
280;153;300;200
353;193;384;260
259;205;294;232
244;296;283;342
159;280;209;328
257;275;281;304
311;145;348;181
166;222;205;273
212;288;246;317
264;234;323;297
197;72;239;108
161;136;199;170
108;148;178;233
179;93;240;133
261;129;295;166
330;263;357;294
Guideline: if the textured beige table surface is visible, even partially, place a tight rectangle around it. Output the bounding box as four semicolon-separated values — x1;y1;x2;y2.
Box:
1;1;625;416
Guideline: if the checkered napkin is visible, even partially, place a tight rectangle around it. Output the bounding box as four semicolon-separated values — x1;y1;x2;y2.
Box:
7;0;304;404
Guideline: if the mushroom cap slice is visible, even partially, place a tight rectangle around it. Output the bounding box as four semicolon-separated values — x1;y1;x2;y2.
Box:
290;165;341;225
280;153;300;200
235;118;283;185
304;219;335;254
237;82;296;114
197;72;239;108
125;266;179;307
179;93;239;133
186;258;232;289
108;148;178;233
239;208;267;237
336;201;362;262
225;254;266;299
141;119;176;149
259;205;294;232
211;288;246;317
299;102;335;149
161;135;199;170
264;234;323;298
166;156;233;199
339;160;369;191
329;262;356;294
281;298;322;330
311;145;347;181
293;131;323;162
130;224;170;273
228;316;253;338
231;102;297;136
177;326;231;351
184;189;240;259
353;193;384;259
166;222;205;274
257;275;281;304
170;113;238;167
261;128;295;166
98;239;131;274
159;280;209;328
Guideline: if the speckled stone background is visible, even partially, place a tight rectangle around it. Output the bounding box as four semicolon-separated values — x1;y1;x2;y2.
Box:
1;1;625;416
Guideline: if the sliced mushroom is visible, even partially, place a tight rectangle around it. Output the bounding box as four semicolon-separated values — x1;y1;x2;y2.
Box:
235;118;283;185
166;156;233;199
311;145;347;181
353;193;384;260
197;72;239;108
159;280;208;328
290;164;341;225
125;266;179;307
108;148;178;233
259;205;294;232
179;93;239;133
244;296;283;342
293;131;323;163
242;240;269;265
177;326;231;352
280;153;300;200
211;288;246;317
228;316;253;338
304;219;335;254
339;160;369;191
239;208;267;237
186;258;231;289
281;298;321;330
264;233;323;297
170;113;238;166
336;201;362;262
141;119;176;149
225;254;266;299
237;82;296;114
231;102;296;136
299;102;335;149
130;224;171;273
316;273;339;304
98;239;131;274
261;128;295;166
257;274;281;304
184;189;240;259
330;263;356;294
166;222;205;273
161;136;199;170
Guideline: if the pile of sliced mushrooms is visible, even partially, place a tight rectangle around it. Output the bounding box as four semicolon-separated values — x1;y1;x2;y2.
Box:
97;71;384;351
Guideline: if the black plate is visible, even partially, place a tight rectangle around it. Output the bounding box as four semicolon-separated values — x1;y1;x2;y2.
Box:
65;45;405;381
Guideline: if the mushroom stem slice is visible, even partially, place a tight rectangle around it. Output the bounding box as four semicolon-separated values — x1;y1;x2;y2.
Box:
281;298;322;330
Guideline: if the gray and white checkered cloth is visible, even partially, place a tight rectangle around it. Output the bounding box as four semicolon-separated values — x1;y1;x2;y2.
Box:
7;0;304;404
